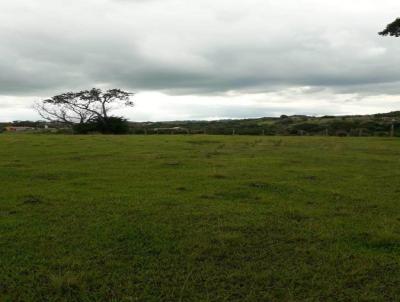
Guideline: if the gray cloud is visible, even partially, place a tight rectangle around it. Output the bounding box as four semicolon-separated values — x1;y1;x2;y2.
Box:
1;0;400;120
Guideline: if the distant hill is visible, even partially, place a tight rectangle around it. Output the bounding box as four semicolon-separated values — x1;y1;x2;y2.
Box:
2;111;400;136
129;111;400;137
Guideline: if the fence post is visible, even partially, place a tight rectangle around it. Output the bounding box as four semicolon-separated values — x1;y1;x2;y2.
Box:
391;122;395;137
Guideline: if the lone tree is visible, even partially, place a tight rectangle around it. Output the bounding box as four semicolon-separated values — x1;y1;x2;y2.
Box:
379;18;400;37
379;19;400;137
34;88;133;125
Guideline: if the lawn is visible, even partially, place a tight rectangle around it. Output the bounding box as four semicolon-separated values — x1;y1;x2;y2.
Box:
1;134;400;301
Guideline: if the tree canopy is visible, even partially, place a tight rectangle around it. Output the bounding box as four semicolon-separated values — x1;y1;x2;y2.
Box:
379;18;400;37
35;88;133;125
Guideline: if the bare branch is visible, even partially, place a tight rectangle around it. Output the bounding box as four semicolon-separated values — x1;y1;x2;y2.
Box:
34;88;134;125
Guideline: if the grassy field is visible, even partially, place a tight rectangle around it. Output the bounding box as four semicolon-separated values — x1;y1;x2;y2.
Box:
1;134;400;301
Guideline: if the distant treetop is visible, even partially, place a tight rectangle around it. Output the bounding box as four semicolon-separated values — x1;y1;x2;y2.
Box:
379;18;400;37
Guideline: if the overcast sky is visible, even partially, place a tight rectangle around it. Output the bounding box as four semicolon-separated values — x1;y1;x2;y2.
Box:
1;0;400;121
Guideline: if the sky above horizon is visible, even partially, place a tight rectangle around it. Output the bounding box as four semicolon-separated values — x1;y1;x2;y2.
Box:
1;0;400;121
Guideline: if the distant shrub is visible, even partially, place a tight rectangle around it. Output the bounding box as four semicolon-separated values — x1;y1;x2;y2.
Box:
289;122;324;134
73;117;130;134
98;117;130;134
54;128;74;134
276;117;293;126
336;131;348;137
73;122;98;134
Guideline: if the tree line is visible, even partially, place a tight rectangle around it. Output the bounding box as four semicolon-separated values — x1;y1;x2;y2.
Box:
4;112;399;137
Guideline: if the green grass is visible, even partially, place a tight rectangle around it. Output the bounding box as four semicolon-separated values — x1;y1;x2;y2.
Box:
1;134;400;301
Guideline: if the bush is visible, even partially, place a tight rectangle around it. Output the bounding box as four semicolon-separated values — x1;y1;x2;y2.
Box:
73;117;130;134
289;122;324;134
97;117;130;134
73;122;98;134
